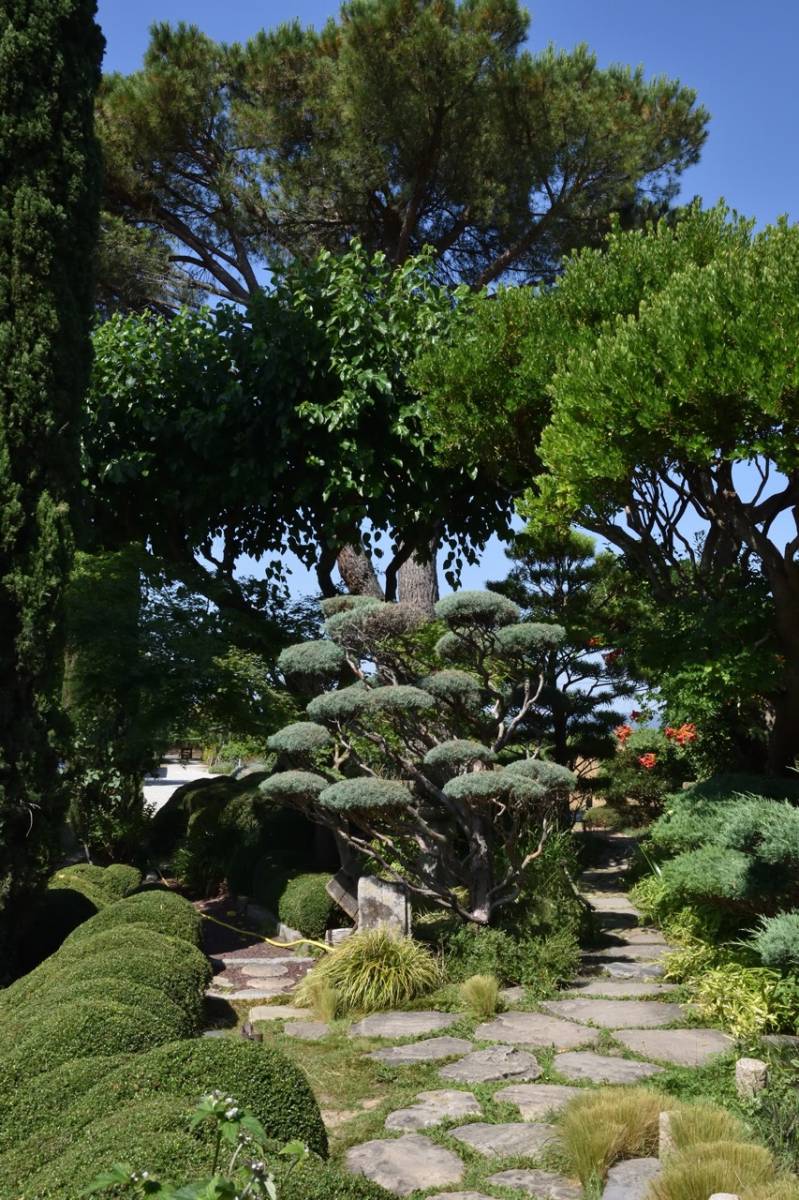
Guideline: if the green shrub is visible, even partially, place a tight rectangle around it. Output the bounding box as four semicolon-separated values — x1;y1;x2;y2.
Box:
278;873;334;939
0;999;181;1089
62;889;202;949
0;1054;127;1154
752;911;799;971
49;862;141;909
751;1062;799;1175
445;923;579;993
659;845;751;906
278;1159;393;1200
691;961;799;1037
0;928;210;1017
0;1040;327;1196
17;886;97;971
32;976;196;1039
295;929;439;1013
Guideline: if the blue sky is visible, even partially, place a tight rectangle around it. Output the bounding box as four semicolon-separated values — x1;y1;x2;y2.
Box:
96;0;798;595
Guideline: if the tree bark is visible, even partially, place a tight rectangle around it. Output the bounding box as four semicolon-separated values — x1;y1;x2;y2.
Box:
336;544;384;599
468;812;493;925
397;543;439;616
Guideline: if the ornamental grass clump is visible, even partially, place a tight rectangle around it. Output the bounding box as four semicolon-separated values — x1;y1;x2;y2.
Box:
459;973;500;1018
559;1087;663;1187
294;928;440;1013
650;1141;776;1200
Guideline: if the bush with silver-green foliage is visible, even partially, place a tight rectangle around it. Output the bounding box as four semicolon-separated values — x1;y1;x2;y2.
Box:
261;591;571;925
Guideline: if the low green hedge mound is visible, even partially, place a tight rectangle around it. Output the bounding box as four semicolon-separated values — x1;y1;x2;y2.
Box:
278;872;334;939
49;862;141;909
0;1054;127;1155
3;1040;328;1198
0;999;181;1090
0;927;211;1015
39;977;196;1038
63;889;202;949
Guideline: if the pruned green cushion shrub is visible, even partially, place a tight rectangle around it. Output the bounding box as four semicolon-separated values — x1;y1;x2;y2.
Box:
36;976;197;1038
278;1160;393;1200
278;873;334;939
659;845;751;906
0;927;211;1016
0;1054;127;1154
49;862;141;909
0;999;181;1089
62;889;202;949
1;1037;327;1196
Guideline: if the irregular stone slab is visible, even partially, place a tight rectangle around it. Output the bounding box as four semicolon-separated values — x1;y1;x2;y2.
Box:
440;1045;541;1084
762;1033;799;1051
567;979;678;999
612;928;670;946
554;1051;664;1084
475;1011;597;1050
500;985;527;1004
450;1121;556;1157
600;961;664;981
240;961;289;977
249;1004;307;1021
542;998;683;1029
614;1028;733;1067
350;1011;460;1039
345;1134;464;1197
584;943;669;962
487;1169;581;1198
589;897;640;914
369;1037;473;1065
602;1157;661;1200
207;986;294;1000
385;1090;481;1131
495;1083;580;1120
427;1194;496;1200
283;1020;330;1041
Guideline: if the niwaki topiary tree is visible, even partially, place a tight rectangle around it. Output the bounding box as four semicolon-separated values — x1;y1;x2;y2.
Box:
262;591;573;925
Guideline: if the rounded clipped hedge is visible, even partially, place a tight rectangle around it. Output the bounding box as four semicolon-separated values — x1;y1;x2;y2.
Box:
279;1160;393;1200
0;928;211;1017
68;1038;328;1158
278;873;334;940
9;1095;210;1200
0;999;182;1090
0;1054;127;1155
36;976;197;1039
49;862;141;909
63;889;202;949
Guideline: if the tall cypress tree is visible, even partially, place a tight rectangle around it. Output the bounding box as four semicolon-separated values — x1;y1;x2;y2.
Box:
0;0;103;970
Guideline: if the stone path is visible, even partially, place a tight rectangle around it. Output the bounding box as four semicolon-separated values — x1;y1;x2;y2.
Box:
328;833;735;1197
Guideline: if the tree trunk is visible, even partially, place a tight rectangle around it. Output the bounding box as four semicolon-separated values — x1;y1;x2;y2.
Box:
397;543;439;616
468;813;493;925
336;544;384;599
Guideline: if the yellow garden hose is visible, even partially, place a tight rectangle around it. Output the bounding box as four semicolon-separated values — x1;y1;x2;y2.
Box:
199;909;331;954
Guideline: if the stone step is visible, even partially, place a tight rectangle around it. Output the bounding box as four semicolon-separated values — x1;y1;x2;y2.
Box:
541;998;684;1030
474;1011;598;1051
613;1027;734;1067
553;1051;664;1084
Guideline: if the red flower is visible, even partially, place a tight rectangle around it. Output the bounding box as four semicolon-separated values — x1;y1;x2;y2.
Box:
603;649;622;666
588;635;603;648
614;724;633;743
638;752;657;770
630;710;641;722
665;723;697;746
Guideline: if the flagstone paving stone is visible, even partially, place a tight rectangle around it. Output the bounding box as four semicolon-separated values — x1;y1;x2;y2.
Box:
450;1121;557;1157
541;998;684;1029
494;1084;581;1119
345;1134;464;1196
385;1090;481;1131
554;1051;665;1084
486;1169;582;1198
249;1004;308;1020
283;1020;330;1041
566;979;678;998
583;943;669;962
599;960;665;980
426;1194;497;1200
369;1037;474;1065
350;1011;461;1039
614;1027;734;1067
602;1156;662;1199
439;1045;542;1084
474;1011;598;1050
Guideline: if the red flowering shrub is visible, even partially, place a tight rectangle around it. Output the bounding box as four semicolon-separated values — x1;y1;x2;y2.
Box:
601;727;693;820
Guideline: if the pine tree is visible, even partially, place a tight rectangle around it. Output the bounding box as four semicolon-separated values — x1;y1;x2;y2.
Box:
0;0;103;970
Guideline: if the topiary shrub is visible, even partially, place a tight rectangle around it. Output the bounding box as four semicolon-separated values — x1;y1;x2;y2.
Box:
267;721;332;756
278;1160;393;1200
295;929;439;1013
0;999;183;1089
62;889;202;949
0;927;211;1017
0;1054;127;1154
49;862;142;908
277;873;334;940
33;976;196;1039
